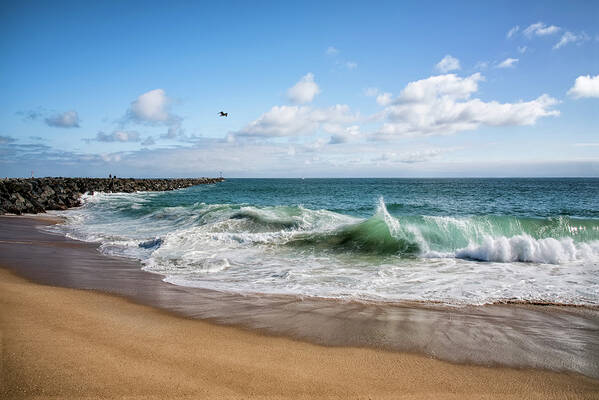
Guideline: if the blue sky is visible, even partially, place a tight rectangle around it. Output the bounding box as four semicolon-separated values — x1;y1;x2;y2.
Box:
1;0;598;177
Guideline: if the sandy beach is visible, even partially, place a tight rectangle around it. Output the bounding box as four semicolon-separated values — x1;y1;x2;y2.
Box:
3;268;599;399
1;215;599;399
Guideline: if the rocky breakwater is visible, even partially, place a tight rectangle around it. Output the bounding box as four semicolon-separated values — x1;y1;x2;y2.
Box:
0;177;224;215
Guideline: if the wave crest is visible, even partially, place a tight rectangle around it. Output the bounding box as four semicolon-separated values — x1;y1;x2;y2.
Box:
56;193;599;265
454;235;583;263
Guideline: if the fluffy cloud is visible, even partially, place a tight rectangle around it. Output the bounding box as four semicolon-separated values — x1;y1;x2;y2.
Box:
506;26;519;39
435;55;461;73
366;88;393;105
398;73;483;103
236;104;357;138
93;130;141;142
496;58;519;68
45;110;80;128
346;61;358;70
287;73;320;104
554;31;589;49
128;89;172;122
329;125;360;144
374;73;559;138
125;89;184;139
519;22;588;49
523;22;560;37
376;92;393;106
238;106;315;137
17;108;80;128
567;74;599;98
160;122;186;139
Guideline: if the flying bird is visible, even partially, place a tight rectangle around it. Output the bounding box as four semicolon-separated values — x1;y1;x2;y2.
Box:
219;111;228;117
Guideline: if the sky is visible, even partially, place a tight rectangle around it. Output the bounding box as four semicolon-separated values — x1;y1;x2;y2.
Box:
1;0;598;178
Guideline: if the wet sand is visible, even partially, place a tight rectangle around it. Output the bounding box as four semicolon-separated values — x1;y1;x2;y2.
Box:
4;267;599;399
1;215;599;398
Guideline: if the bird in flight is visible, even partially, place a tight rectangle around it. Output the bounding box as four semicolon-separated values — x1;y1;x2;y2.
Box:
219;111;228;117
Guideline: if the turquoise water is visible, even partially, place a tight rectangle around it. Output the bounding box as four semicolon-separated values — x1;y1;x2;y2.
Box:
52;178;599;305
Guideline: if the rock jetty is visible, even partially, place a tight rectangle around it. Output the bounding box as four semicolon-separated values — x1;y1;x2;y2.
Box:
0;177;224;215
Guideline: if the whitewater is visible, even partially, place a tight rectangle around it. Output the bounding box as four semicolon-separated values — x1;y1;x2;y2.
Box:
48;178;599;306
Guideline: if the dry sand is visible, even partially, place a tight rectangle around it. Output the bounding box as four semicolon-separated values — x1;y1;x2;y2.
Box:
1;268;598;399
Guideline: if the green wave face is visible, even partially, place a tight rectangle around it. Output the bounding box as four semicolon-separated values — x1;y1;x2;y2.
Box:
289;216;421;255
401;214;599;252
282;200;599;257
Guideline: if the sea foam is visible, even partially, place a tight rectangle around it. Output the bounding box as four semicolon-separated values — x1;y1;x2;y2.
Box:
47;187;599;306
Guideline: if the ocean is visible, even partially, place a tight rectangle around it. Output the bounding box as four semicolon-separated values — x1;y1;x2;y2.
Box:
49;178;599;306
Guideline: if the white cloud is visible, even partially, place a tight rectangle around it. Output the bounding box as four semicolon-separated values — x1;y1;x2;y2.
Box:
567;74;599;98
496;58;519;68
329;125;360;144
99;153;122;163
8;131;597;178
374;73;559;139
435;55;461;73
303;138;328;152
517;46;527;54
523;22;560;37
376;92;393;106
161;122;186;139
346;61;357;70
519;22;588;49
45;110;80;128
507;26;520;39
287;73;321;104
374;148;454;164
128;89;171;122
237;104;357;138
239;106;314;137
125;89;184;141
398;73;483;103
94;130;141;142
326;46;339;56
553;31;589;49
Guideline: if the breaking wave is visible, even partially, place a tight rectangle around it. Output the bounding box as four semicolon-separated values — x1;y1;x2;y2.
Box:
59;193;599;263
48;190;599;305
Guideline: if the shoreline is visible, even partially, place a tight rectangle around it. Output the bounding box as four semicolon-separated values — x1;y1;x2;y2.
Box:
4;269;599;399
4;211;597;310
1;215;599;382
